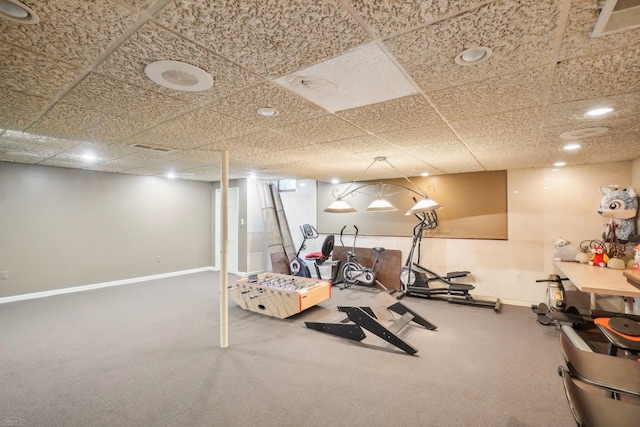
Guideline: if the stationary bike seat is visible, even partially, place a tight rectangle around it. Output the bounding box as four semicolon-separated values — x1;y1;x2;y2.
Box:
372;247;385;252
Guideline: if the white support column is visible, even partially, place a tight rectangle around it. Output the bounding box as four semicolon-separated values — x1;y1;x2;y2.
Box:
220;149;229;348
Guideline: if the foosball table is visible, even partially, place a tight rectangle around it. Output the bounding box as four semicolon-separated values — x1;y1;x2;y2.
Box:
229;273;331;319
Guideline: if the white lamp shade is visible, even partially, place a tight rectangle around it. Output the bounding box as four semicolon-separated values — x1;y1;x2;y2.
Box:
324;199;356;213
365;197;398;212
405;197;441;215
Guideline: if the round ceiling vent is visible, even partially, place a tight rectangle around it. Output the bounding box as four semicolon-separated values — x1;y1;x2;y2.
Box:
0;0;39;24
560;127;609;140
144;60;213;92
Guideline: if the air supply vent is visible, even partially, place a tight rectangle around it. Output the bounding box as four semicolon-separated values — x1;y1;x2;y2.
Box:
130;143;173;153
592;0;640;37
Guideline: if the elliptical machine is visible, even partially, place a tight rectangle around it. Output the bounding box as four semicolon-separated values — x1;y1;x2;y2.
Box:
396;206;500;312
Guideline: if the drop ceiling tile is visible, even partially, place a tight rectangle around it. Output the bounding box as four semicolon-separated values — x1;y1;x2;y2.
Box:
0;45;81;98
52;142;139;162
0;88;49;130
539;113;640;145
351;0;491;38
120;0;156;11
122;107;259;150
94;151;173;171
207;82;326;126
0;130;79;152
386;0;561;92
28;102;147;143
336;95;443;134
313;135;395;156
62;73;194;123
0;131;76;163
558;0;640;61
549;45;640;104
478;155;536;171
219;129;303;159
274;42;418;112
0;152;42;164
154;0;370;78
450;107;543;139
275;115;368;145
464;132;539;151
429;66;552;120
0;0;136;66
169;147;222;164
96;22;262;105
401;140;483;174
377;124;458;147
543;92;640;129
534;133;640;167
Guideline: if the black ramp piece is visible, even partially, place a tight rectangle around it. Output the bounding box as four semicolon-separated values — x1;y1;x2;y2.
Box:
387;301;437;330
305;321;366;341
341;307;418;355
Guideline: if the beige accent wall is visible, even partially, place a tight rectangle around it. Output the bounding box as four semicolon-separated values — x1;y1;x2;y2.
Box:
313;161;635;306
318;171;507;239
0;162;212;297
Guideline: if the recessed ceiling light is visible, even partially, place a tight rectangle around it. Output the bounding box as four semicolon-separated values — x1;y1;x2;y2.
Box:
585;107;613;117
144;61;213;92
562;142;581;151
80;152;98;163
0;0;39;24
559;127;609;140
550;169;560;172
166;171;176;179
455;47;492;66
553;161;566;167
420;172;429;177
331;178;340;184
257;107;279;117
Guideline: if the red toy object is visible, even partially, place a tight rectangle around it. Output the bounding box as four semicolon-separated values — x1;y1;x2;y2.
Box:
589;245;609;268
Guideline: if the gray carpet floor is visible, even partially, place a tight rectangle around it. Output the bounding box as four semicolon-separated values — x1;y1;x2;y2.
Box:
0;271;577;426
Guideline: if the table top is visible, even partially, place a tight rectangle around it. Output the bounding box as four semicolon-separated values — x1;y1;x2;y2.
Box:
623;270;640;291
554;261;640;298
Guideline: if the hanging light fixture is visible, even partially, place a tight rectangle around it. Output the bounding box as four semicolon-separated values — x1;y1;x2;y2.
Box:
365;184;398;212
324;157;442;214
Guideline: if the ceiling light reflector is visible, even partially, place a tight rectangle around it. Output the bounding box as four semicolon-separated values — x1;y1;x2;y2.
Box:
0;0;39;23
563;143;581;151
257;107;279;117
455;47;492;66
585;107;613;117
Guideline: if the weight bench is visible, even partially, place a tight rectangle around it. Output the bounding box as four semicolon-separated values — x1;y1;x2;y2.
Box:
305;293;436;355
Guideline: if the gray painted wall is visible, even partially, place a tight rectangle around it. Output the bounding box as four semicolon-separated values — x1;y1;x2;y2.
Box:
0;162;212;297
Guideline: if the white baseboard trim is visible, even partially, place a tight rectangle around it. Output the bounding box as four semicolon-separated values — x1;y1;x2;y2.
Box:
0;266;215;304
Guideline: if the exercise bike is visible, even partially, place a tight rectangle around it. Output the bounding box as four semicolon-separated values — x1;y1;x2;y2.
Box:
339;225;388;291
396;206;500;312
289;224;318;278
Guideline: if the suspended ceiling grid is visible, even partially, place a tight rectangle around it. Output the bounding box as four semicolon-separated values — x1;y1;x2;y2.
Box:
0;0;639;182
